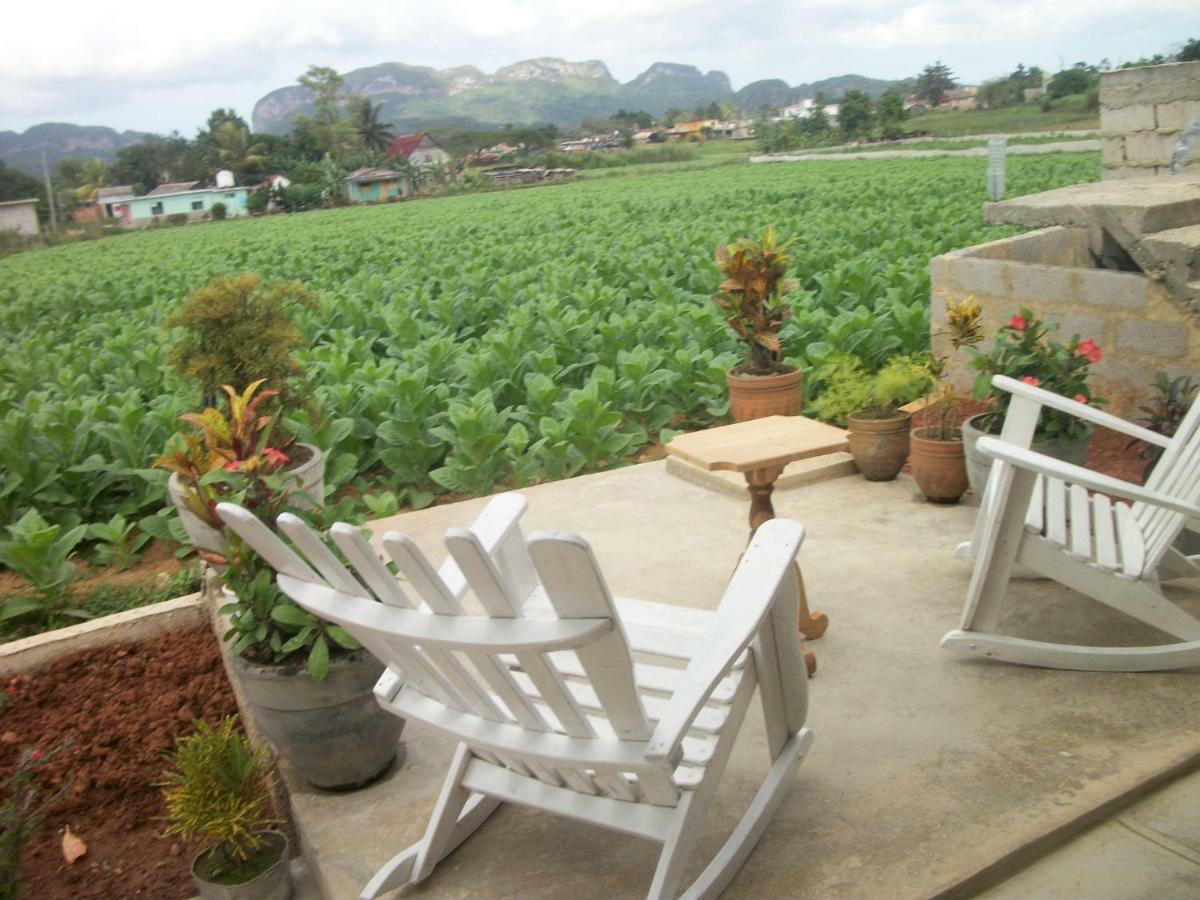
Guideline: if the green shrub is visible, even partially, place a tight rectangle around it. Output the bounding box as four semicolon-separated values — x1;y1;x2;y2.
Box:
167;274;317;406
160;717;279;884
210;202;227;220
167;213;189;226
811;354;931;425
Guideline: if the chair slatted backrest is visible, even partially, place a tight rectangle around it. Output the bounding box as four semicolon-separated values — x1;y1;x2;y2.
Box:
217;503;680;808
1133;394;1200;573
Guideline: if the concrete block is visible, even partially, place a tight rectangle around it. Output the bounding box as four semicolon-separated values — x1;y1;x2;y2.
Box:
1100;137;1125;167
947;257;1007;299
1076;269;1150;308
1100;104;1155;134
1043;312;1106;343
1102;164;1153;181
1155;99;1200;132
929;291;948;326
1008;263;1074;304
1126;131;1177;167
1116;318;1189;356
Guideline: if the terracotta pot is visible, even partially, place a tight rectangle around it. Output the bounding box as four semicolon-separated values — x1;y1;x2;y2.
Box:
846;411;911;481
911;428;969;504
726;367;804;422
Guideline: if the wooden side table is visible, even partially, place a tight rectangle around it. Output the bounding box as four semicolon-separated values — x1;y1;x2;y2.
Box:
667;415;850;674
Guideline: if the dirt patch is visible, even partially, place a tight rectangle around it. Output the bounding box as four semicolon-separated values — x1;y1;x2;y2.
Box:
0;625;239;898
0;540;189;600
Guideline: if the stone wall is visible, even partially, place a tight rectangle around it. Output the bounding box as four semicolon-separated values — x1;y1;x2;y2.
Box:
1101;60;1200;180
930;226;1200;415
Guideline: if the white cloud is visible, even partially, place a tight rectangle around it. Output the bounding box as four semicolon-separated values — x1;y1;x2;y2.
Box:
0;0;1194;131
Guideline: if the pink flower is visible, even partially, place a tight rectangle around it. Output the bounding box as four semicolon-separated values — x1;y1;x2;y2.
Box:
1077;338;1102;364
1009;314;1027;331
29;750;43;762
262;447;290;469
1074;394;1088;404
223;460;242;472
1022;375;1040;387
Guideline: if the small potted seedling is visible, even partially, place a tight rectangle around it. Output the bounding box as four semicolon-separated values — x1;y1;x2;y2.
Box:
160;716;292;900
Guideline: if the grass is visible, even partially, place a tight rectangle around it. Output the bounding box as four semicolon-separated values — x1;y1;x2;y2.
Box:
795;134;1097;155
912;94;1099;138
1;566;202;643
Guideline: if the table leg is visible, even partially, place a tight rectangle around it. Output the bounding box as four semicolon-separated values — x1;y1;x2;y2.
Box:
744;467;827;678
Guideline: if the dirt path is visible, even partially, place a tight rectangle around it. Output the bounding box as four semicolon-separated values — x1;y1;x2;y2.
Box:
750;139;1099;163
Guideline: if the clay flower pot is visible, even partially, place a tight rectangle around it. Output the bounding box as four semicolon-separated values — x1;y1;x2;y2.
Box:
846;411;911;481
910;428;968;504
726;367;804;422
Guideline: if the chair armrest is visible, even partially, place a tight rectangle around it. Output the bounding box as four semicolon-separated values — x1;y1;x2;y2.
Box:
992;375;1170;448
645;519;805;766
977;437;1200;519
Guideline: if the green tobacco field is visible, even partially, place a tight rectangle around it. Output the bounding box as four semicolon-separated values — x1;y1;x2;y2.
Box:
0;152;1099;540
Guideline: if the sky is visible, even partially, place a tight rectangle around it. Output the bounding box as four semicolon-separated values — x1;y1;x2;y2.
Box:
1;0;1196;135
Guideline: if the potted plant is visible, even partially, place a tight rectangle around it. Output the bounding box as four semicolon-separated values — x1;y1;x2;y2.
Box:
218;518;403;790
156;381;324;556
811;354;931;481
961;307;1104;498
162;273;325;553
160;716;293;900
713;227;804;421
909;298;983;503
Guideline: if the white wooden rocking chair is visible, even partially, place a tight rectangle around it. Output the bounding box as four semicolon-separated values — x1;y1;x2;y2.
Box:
216;492;813;899
943;374;1200;671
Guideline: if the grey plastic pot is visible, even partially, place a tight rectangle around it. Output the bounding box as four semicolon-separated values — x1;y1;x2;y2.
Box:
167;443;326;555
228;632;404;790
961;414;1092;503
192;830;292;900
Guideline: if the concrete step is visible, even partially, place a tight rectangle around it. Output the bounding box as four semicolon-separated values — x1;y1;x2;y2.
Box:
1138;223;1200;311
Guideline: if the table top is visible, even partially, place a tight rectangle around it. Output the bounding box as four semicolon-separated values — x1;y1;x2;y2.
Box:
665;415;849;473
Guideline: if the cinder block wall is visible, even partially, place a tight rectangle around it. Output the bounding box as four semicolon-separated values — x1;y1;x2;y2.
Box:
930;227;1200;415
1101;60;1200;180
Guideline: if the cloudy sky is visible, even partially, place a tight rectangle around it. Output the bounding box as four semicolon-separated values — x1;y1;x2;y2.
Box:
1;0;1195;134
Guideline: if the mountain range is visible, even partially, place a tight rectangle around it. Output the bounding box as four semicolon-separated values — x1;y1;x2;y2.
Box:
0;123;153;176
251;58;903;134
0;60;904;175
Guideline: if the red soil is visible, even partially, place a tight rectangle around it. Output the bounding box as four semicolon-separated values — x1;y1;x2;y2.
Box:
0;626;238;899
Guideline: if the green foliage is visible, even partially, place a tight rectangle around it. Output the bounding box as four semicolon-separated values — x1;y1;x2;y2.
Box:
0;510;88;625
168;274;316;406
0;742;71;900
87;513;151;570
0;154;1098;548
810;354;931;425
532;144;698;170
915;61;957;106
210;202;227;220
159;717;279;884
1048;65;1099;100
838;90;874;140
1133;372;1200;480
968;306;1104;441
220;525;362;680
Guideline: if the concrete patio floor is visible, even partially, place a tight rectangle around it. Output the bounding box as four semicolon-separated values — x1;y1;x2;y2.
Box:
279;460;1200;899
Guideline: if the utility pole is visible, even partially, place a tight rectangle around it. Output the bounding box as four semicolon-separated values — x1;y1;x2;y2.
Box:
40;151;57;233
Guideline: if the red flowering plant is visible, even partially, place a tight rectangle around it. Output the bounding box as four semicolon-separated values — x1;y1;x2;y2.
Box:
154;379;298;542
967;307;1105;442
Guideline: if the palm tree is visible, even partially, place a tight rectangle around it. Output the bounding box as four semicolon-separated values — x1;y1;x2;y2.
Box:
211;122;269;181
351;97;395;154
74;158;110;202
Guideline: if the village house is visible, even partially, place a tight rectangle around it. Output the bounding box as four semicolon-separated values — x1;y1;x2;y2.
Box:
0;197;38;236
344;167;410;203
938;87;978;111
95;185;136;218
385;132;452;167
106;182;251;226
774;100;840;123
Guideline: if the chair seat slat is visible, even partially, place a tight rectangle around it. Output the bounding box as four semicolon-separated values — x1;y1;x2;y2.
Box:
1044;478;1067;547
1068;484;1092;560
